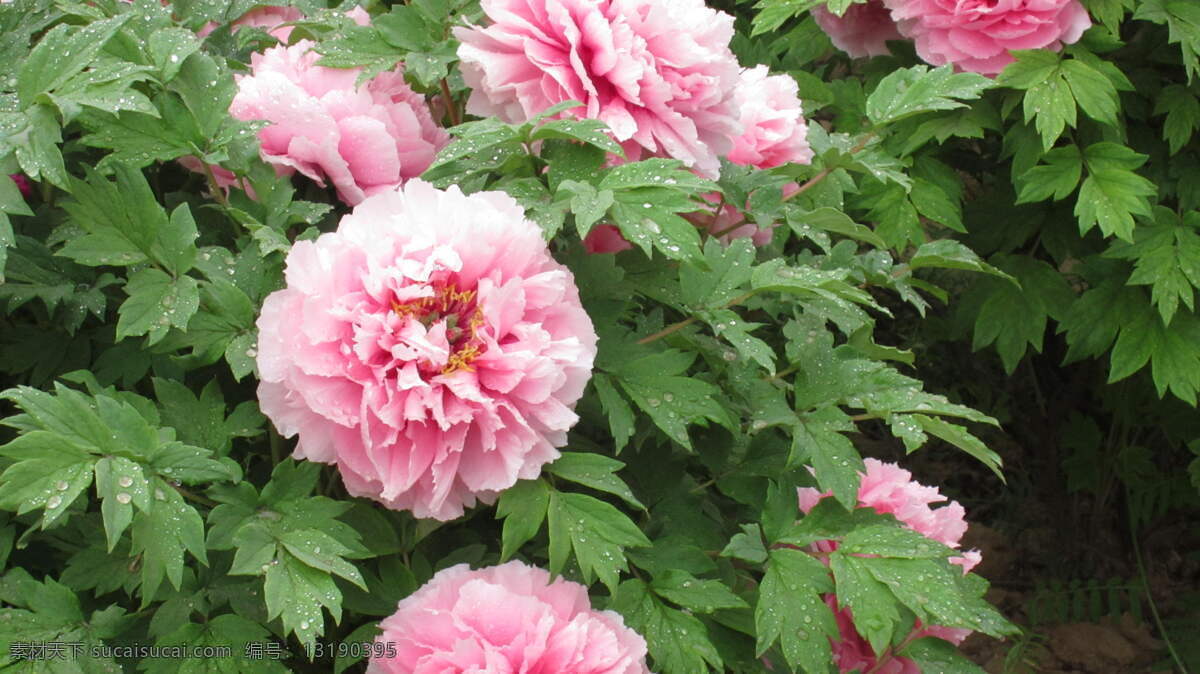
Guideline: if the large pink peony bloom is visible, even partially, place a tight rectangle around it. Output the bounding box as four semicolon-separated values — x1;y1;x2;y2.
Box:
454;0;743;179
798;459;982;673
812;0;905;59
369;561;650;673
256;181;598;520
883;0;1092;75
229;39;448;205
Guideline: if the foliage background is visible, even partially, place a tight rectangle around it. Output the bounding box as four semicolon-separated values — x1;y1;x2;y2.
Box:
0;0;1198;671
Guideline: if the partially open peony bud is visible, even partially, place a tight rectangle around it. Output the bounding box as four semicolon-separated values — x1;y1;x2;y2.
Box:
255;181;598;521
369;561;650;673
812;0;905;59
230;38;447;205
797;458;983;673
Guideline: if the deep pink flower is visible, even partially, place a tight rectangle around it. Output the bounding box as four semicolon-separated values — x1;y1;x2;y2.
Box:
811;0;905;59
798;459;981;672
8;174;32;199
256;181;598;520
369;561;650;673
883;0;1092;75
727;66;813;170
230;39;448;205
455;0;743;179
583;224;634;254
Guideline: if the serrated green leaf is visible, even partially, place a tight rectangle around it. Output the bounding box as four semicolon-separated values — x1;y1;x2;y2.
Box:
830;553;902;656
866;65;992;125
132;479;207;605
755;547;837;673
546;452;644;509
264;551;341;648
547;490;649;591
1016;144;1082;203
117;269;200;344
495;478;549;561
592;374;636;452
1156;84;1200;155
611;579;724;674
720;523;768;564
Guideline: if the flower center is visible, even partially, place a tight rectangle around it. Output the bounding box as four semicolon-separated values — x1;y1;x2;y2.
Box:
391;282;486;374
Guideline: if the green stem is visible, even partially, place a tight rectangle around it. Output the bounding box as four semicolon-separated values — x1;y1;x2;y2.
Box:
636;290;756;345
1129;486;1189;673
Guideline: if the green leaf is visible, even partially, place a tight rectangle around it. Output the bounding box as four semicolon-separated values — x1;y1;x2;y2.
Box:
171;52;235;139
1106;306;1200;404
94;455;151;551
0;434;94;529
1106;209;1200;324
963;255;1075;372
1016;144;1083;203
1156;84;1200;155
858;556;1015;636
264;550;341;649
530;118;624;155
131;479;208;605
17;15;131;108
866;65;993;125
900;637;988;673
720;524;768;564
999;51;1077;151
830;553;902;656
495;478;550;561
1074;142;1156;241
547;490;650;591
909;239;1015;281
796;207;888;249
592;374;636;452
793;406;863;509
650;569;748;613
611;579;724;674
755;547;837;673
1060;58;1120;127
914;414;1005;482
680;238;755;309
750;0;823;35
80;109;195;169
279;529;367;590
1134;0;1200;82
618;374;728;449
706;309;776;373
546;452;644;509
117;269;200;344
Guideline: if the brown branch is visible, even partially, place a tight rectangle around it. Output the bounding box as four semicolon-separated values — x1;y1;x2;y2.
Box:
636;290;756;345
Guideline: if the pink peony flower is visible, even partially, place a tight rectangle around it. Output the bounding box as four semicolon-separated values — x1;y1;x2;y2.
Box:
229;39;448;205
454;0;744;179
369;561;651;673
255;181;598;520
797;458;981;672
727;66;813;170
582;224;634;254
883;0;1092;75
811;0;905;59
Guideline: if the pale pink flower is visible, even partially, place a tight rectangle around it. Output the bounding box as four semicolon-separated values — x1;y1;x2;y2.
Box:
230;39;448;205
454;0;743;179
727;66;813;170
883;0;1092;75
812;0;904;59
798;458;981;672
256;181;598;521
369;561;650;673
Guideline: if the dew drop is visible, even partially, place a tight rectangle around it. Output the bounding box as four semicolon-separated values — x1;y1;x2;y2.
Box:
663;393;674;402
46;495;62;509
299;621;310;630
118;476;133;488
647;398;661;407
55;480;69;491
116;493;132;504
